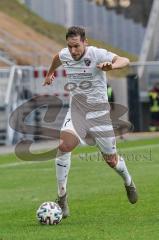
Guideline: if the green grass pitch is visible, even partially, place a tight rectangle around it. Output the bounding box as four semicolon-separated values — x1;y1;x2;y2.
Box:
0;138;159;240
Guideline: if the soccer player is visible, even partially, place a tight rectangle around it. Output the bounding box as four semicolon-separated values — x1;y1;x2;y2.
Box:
43;26;138;218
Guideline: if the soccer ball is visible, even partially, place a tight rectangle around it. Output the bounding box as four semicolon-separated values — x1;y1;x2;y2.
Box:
36;201;63;225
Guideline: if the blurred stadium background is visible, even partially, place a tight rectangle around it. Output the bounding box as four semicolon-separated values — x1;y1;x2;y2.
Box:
0;0;159;145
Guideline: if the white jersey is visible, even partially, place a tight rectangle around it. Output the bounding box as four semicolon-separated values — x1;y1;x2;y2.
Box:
59;46;116;103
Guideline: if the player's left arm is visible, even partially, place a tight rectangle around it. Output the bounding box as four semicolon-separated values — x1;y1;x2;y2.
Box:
97;55;130;71
112;55;130;69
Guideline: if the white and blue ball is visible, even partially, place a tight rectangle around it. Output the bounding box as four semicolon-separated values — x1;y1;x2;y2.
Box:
36;201;63;225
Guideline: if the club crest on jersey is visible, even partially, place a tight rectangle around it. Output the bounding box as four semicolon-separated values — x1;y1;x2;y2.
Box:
84;58;91;66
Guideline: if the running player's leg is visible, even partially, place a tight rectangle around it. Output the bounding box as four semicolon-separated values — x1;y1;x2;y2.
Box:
55;130;80;218
95;134;138;204
56;130;79;196
55;108;80;217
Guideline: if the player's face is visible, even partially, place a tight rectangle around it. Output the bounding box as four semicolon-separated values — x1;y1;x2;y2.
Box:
67;36;86;61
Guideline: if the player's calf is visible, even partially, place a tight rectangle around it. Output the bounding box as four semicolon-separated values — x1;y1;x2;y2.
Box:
102;153;138;203
102;153;118;167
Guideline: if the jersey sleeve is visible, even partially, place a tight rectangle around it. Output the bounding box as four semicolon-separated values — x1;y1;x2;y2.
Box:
95;48;117;64
58;48;69;63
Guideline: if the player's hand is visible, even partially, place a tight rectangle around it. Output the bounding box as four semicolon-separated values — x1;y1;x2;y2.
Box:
43;74;55;86
96;62;113;71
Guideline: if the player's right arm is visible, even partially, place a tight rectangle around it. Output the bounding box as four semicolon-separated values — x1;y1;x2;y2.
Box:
43;54;62;86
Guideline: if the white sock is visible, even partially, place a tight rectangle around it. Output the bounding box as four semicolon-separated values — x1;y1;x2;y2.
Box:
114;156;131;186
55;149;71;197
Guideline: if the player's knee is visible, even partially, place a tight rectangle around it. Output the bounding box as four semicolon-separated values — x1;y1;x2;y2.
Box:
59;143;73;153
103;153;117;168
59;131;79;152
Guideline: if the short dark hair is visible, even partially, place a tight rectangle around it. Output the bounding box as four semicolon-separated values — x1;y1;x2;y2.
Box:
66;26;86;41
